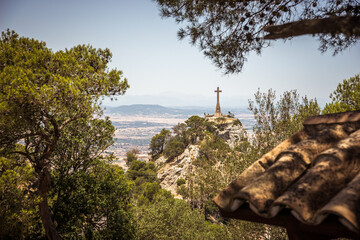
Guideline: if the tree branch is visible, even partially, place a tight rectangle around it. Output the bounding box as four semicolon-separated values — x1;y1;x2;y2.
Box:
5;151;32;161
263;16;360;39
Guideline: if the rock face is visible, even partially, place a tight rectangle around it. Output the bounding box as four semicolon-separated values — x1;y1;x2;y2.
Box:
156;117;246;196
156;145;199;197
216;121;247;148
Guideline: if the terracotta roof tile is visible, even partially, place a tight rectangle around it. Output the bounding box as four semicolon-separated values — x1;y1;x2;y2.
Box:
214;111;360;234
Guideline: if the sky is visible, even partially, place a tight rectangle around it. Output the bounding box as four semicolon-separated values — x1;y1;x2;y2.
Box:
1;0;359;108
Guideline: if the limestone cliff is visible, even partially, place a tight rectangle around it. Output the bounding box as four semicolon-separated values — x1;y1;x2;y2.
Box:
155;117;246;197
156;145;199;197
213;118;247;148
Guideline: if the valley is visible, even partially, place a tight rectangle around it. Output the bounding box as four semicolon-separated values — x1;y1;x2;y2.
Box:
103;104;255;168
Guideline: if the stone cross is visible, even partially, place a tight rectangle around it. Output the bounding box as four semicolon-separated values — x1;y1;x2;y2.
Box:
214;87;222;117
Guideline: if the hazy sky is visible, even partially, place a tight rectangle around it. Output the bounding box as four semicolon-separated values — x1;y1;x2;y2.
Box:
1;0;359;107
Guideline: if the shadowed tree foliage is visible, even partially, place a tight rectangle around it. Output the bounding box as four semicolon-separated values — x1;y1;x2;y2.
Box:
126;160;157;184
155;0;360;73
163;139;186;160
52;159;135;240
149;128;171;160
172;123;189;145
0;30;129;239
0;154;43;239
50;117;135;239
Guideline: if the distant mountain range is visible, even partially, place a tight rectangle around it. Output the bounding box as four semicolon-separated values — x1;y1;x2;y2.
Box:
104;104;192;116
103;104;250;118
102;93;251;108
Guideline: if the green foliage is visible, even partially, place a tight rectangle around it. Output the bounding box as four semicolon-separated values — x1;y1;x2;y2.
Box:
197;136;229;164
176;184;189;198
52;160;135;239
126;160;157;183
163;139;186;160
136;195;226;240
176;178;186;186
136;182;173;206
0;29;128;157
125;158;170;208
188;133;290;239
149;128;171;159
126;152;137;166
141;182;161;202
186;115;207;144
323;74;360;114
187;134;239;215
249;89;320;155
227;111;235;118
185;115;205;129
233;119;242;126
182;89;318;239
155;1;359;73
224;219;287;240
126;148;139;166
0;155;43;239
0;30;129;238
0;30;128;155
49;110;136;239
172;123;189;144
53;117;116;174
151;116;217;162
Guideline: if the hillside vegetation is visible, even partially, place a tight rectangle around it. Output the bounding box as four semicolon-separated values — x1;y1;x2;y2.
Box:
1;30;359;239
145;89;322;239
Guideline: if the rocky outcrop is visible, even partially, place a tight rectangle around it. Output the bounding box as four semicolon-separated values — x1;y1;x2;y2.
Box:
156;145;199;198
216;121;247;148
156;117;246;196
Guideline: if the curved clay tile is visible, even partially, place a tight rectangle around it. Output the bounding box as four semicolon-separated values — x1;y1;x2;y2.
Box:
214;111;360;234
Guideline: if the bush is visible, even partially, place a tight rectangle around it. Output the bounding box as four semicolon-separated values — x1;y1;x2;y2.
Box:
177;185;188;198
136;196;226;240
176;178;186;186
233;119;242;126
163;139;186;160
126;160;157;182
126;151;137;166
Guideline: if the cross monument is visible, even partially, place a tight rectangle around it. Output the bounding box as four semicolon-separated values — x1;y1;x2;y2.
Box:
214;87;222;117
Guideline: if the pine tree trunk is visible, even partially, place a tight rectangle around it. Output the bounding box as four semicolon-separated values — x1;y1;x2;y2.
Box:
38;167;61;240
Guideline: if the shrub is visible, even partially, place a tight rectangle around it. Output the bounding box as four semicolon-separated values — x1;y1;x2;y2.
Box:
176;178;186;186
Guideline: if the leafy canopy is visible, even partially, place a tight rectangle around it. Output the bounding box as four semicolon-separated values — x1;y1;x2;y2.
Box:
249;88;320;154
155;0;360;73
323;73;360;113
0;155;42;239
52;159;135;240
0;29;129;239
149;128;171;159
0;29;129;158
49;117;136;239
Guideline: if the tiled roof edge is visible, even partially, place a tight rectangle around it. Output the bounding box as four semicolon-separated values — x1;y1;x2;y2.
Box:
303;111;360;125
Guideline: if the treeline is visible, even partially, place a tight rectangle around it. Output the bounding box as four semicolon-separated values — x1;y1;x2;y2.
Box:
1;30;359;239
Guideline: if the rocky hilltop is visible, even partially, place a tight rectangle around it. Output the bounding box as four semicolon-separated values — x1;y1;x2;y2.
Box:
155;116;247;197
211;117;247;148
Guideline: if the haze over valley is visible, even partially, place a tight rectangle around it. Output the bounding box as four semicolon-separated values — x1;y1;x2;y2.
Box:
104;104;255;167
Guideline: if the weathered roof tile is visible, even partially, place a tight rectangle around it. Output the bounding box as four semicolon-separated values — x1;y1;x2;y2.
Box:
214;111;360;234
